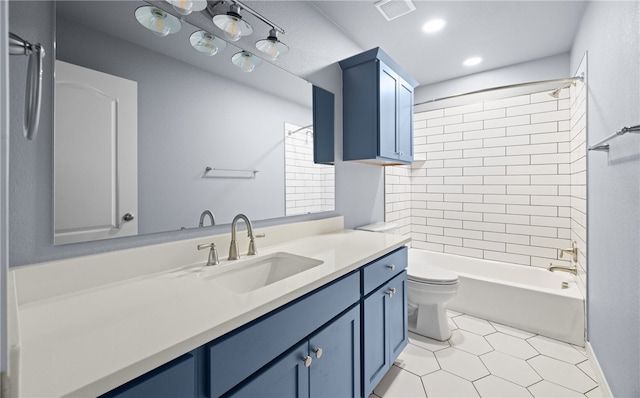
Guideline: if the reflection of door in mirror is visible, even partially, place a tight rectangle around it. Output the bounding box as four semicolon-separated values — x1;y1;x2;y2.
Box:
284;123;335;216
54;60;138;245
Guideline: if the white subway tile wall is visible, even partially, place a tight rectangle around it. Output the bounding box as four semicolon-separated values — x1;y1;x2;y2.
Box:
386;88;586;270
284;124;335;216
570;81;587;300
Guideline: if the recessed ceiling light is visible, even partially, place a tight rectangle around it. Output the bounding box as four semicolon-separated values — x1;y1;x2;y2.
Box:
422;18;447;34
463;57;483;67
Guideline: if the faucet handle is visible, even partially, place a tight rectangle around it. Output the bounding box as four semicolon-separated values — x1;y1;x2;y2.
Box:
197;242;220;266
247;233;265;256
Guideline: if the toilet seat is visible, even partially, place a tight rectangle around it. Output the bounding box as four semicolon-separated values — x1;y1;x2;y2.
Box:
407;263;458;285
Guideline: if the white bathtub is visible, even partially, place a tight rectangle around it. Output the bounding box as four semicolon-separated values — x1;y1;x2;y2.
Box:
409;249;585;346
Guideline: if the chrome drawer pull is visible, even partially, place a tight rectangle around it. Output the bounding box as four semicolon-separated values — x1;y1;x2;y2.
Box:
386;264;395;271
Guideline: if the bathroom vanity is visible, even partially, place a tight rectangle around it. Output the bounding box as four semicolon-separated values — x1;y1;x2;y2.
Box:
7;217;409;397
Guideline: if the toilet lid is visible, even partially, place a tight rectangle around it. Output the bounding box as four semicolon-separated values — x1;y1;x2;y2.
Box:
407;262;458;285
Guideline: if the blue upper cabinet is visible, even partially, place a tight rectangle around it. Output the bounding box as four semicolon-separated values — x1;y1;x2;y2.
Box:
340;48;418;165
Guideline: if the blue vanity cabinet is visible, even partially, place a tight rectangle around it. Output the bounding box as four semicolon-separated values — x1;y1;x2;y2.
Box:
339;48;418;165
227;305;361;398
361;247;409;397
99;351;201;398
208;272;360;397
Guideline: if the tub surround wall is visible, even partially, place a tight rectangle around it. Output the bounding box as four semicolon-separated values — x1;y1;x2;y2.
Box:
569;73;587;300
571;2;640;396
387;89;576;268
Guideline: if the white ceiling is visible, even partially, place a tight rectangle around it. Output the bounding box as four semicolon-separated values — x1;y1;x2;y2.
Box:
240;0;588;86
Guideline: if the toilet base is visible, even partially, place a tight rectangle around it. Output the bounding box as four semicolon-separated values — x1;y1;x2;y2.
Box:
408;302;451;341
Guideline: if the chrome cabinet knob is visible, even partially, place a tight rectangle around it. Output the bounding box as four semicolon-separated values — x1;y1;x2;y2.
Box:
123;213;134;222
386;264;395;271
386;288;397;297
313;348;323;359
302;355;312;368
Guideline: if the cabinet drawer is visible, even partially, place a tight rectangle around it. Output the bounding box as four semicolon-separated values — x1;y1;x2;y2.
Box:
100;353;196;398
208;271;360;397
362;247;407;296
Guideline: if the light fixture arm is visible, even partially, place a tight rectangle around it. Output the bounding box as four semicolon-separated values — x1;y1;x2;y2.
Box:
232;0;285;34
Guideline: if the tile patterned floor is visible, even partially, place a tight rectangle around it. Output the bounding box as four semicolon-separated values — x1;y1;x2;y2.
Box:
370;311;602;398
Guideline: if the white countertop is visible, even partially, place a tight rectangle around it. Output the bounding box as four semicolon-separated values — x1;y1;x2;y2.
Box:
11;226;409;397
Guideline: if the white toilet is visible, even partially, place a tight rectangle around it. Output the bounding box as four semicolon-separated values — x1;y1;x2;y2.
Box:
356;222;459;341
406;259;459;341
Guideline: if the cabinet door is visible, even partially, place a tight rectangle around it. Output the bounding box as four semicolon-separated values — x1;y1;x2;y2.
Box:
388;272;409;361
378;63;399;160
226;342;310;398
100;353;196;398
309;305;361;398
397;79;414;163
362;283;391;396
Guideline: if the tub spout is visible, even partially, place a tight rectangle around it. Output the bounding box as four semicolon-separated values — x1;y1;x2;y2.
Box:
547;263;578;276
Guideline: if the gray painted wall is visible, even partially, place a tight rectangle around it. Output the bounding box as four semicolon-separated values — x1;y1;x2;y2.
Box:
57;18;312;233
8;2;340;267
570;2;640;396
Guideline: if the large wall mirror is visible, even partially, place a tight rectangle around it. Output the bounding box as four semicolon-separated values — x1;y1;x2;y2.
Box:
53;1;334;245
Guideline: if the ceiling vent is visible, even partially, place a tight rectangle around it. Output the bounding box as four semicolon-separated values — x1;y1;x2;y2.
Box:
375;0;416;21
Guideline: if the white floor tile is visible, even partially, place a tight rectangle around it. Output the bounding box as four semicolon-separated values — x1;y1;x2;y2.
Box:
453;315;497;336
490;322;536;339
473;375;533;397
528;380;586;397
373;366;427;398
422;370;480;398
435;347;490;381
394;343;440;376
449;329;494;356
485;332;539;360
585;386;605;398
527;336;588;364
449;317;458;331
528;355;598;393
408;331;450;352
577;360;598;382
480;351;542;387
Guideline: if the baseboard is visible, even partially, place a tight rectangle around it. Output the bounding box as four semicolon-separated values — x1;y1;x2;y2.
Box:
586;341;613;397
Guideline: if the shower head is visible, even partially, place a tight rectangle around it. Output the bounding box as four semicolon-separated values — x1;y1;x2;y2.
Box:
548;74;584;98
548;82;573;98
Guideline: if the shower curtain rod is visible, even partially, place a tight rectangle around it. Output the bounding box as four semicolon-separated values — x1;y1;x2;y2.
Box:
416;74;584;106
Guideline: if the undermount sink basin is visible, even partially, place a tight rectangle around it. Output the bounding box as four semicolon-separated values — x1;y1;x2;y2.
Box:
198;252;324;293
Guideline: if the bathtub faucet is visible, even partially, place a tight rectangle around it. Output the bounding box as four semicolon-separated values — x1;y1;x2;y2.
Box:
547;263;578;276
558;241;578;263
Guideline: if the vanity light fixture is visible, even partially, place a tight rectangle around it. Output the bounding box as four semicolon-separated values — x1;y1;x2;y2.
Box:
212;3;253;42
165;0;207;16
232;51;262;72
463;56;483;67
190;30;227;56
255;28;289;60
135;6;181;36
422;18;447;34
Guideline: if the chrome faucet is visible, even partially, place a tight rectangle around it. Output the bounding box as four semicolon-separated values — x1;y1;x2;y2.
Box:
199;210;215;227
559;241;578;263
228;214;257;260
547;263;578;276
